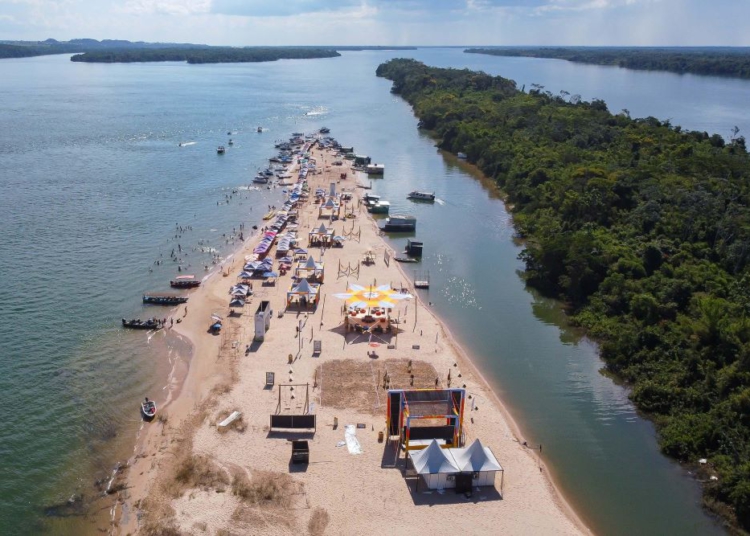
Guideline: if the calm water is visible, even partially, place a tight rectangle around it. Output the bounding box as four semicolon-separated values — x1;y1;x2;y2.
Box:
1;49;745;534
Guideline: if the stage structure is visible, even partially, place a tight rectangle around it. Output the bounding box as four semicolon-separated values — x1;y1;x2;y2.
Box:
386;388;466;451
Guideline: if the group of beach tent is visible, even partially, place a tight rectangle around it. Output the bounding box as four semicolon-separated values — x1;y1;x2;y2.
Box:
410;439;503;491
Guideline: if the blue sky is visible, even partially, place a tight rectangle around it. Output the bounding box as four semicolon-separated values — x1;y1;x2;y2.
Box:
0;0;748;46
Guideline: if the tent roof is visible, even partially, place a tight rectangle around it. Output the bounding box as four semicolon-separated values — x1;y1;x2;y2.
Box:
317;223;327;233
304;255;317;269
292;278;315;295
410;440;459;475
451;439;503;473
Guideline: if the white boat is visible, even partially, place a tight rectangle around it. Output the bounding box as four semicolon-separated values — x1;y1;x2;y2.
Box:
217;146;225;154
407;191;435;202
141;397;156;420
252;175;269;184
457;152;467;159
365;163;385;175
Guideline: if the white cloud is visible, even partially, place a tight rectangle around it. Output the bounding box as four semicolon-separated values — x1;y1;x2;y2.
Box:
121;0;211;16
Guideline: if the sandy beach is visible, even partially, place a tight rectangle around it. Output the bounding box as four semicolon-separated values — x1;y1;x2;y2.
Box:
111;140;592;536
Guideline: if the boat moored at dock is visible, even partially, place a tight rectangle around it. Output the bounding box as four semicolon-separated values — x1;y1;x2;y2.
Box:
365;163;385;175
381;214;416;232
367;201;390;214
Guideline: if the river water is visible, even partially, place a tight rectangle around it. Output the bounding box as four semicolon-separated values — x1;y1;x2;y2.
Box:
1;48;744;534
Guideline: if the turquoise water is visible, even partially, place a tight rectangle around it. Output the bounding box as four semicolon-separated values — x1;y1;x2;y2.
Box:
1;49;745;534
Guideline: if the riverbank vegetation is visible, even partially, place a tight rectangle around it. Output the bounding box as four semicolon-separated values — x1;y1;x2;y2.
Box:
377;58;750;531
466;47;750;80
70;47;340;64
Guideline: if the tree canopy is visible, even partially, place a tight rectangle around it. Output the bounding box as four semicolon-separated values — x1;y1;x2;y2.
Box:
70;47;340;64
377;57;750;531
466;47;750;80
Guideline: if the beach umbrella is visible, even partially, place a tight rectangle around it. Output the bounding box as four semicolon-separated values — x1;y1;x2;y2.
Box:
263;271;279;278
294;248;307;255
239;271;254;279
333;236;345;241
231;288;247;296
229;298;245;308
211;313;223;322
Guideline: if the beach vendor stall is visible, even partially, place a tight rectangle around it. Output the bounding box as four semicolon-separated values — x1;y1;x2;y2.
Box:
286;278;320;310
294;255;324;283
318;197;340;219
308;223;334;247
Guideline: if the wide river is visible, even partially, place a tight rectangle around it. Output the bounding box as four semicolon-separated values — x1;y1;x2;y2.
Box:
2;48;746;534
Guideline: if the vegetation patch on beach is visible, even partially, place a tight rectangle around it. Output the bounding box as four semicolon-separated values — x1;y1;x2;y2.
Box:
466;46;750;80
377;57;750;531
317;358;440;415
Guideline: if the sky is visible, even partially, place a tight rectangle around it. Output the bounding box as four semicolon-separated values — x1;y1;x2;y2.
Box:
1;0;749;47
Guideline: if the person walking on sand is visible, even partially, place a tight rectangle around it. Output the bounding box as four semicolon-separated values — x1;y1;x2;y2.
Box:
184;307;188;317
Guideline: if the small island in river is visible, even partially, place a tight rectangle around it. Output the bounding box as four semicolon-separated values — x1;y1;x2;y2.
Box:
466;46;750;80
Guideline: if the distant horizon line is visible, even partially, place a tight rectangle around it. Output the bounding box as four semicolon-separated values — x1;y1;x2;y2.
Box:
3;39;750;50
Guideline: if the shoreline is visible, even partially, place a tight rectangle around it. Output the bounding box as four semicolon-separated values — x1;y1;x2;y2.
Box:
112;140;592;535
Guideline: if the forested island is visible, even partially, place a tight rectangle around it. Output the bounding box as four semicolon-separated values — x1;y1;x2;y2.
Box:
377;58;750;531
0;39;414;62
70;47;340;64
466;47;750;80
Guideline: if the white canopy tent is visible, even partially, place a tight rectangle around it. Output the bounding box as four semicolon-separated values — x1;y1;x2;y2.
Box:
410;440;460;490
409;439;504;494
451;439;504;489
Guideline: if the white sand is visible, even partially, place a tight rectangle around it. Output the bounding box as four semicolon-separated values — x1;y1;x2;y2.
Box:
117;144;591;536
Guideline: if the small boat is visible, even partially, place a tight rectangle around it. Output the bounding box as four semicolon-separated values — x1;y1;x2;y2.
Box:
143;293;188;305
257;126;263;133
217;146;226;154
228;139;234;145
407;191;436;202
381;214;417;232
457;152;467;160
365;163;385;175
367;201;390;214
263;210;275;220
394;257;419;263
141;397;156;420
122;318;162;330
170;275;201;289
319;127;330;134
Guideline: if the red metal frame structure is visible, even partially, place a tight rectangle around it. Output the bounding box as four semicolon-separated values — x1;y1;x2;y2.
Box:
386;388;466;451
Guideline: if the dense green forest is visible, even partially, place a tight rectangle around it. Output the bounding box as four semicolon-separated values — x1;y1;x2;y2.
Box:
377;58;750;531
466;47;750;80
70;47;340;63
0;39;412;62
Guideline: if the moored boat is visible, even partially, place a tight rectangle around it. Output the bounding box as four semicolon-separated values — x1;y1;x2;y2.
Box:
365;163;385;175
141;397;156;420
367;201;390;214
257;126;263;133
407;191;436;202
170;275;201;288
263;210;275;220
252;175;269;184
122;318;163;330
217;146;225;154
381;214;417;232
319;127;330;134
142;293;188;305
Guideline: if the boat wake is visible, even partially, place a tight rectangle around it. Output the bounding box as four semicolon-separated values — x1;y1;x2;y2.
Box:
436;198;446;206
305;106;328;116
179;141;196;146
